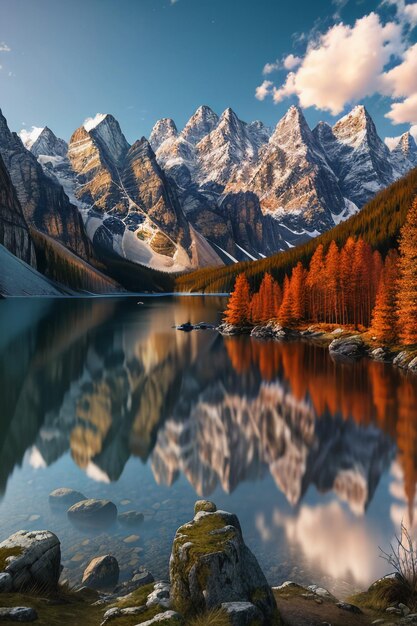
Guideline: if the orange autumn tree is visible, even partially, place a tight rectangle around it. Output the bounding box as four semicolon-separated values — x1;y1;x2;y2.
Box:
306;244;325;321
278;275;293;325
290;262;306;322
371;249;399;342
397;197;417;345
224;273;251;325
257;272;282;323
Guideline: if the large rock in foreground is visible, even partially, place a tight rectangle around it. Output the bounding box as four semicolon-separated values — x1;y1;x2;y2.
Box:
0;530;61;591
82;555;119;589
169;502;279;624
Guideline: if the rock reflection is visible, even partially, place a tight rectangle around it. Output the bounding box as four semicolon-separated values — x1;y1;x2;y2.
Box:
0;297;416;526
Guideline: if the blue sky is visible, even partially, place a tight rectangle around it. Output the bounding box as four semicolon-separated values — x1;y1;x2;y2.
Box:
0;0;416;144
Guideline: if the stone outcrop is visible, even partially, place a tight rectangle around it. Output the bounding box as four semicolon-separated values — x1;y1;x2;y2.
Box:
169;502;279;624
0;530;61;591
329;334;367;360
82;555;119;589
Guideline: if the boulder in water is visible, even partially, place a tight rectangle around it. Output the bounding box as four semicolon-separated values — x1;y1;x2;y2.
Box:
67;499;117;530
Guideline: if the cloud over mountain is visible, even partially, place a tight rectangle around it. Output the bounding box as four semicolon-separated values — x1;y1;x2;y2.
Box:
257;2;417;131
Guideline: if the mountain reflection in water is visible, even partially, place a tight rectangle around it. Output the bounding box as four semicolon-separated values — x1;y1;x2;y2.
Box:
0;296;416;592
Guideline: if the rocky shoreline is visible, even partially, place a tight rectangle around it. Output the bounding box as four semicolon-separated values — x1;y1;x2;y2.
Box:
0;496;416;625
217;320;417;374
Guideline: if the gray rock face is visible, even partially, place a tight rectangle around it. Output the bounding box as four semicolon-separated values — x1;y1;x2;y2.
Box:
0;572;12;592
82;555;119;589
0;607;38;622
221;601;263;625
329;335;367;360
169;504;278;624
30;127;67;159
390;131;417;176
0;153;35;266
49;488;87;510
0;530;61;591
0;109;92;262
322;105;394;207
67;498;117;529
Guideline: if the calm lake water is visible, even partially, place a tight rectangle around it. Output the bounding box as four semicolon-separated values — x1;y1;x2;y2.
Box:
0;296;416;597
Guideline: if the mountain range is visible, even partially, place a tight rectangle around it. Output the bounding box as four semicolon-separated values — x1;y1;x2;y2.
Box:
0;103;416;294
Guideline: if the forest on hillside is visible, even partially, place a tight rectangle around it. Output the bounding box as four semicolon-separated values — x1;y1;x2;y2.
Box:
176;168;417;294
223;197;417;346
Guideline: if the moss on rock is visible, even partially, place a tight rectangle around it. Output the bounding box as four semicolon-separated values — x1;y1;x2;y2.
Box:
0;546;23;572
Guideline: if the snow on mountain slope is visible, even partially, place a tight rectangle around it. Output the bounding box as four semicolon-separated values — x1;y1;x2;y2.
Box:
242;105;347;233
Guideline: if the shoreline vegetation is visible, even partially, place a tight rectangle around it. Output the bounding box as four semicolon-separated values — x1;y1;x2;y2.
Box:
1;499;417;625
216;197;417;372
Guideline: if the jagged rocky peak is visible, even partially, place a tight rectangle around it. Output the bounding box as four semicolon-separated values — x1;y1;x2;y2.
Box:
332;104;380;149
149;118;178;152
83;113;130;165
270;104;316;151
392;131;417;161
181;105;219;145
247;119;272;146
30;127;68;158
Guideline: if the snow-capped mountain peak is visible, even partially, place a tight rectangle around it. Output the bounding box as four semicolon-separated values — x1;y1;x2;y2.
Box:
83;113;108;132
18;126;45;150
86;113;130;165
149;118;178;152
392;131;417;160
181;105;219;145
30;127;68;158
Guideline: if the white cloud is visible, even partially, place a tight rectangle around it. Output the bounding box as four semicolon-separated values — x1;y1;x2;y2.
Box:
263;60;280;75
83;112;107;131
255;80;273;101
381;42;417;98
385;0;417;27
263;54;301;75
283;53;302;70
385;135;402;149
0;42;11;52
386;92;417;124
411;124;417;141
271;13;403;115
19;126;44;149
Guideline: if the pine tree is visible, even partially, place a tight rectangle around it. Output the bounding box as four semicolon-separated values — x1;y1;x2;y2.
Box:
340;237;356;325
224;273;251;326
371;249;399;342
397;197;417;345
278;275;293;326
324;241;340;323
290;262;306;322
258;272;281;322
250;292;262;324
306;244;324;322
